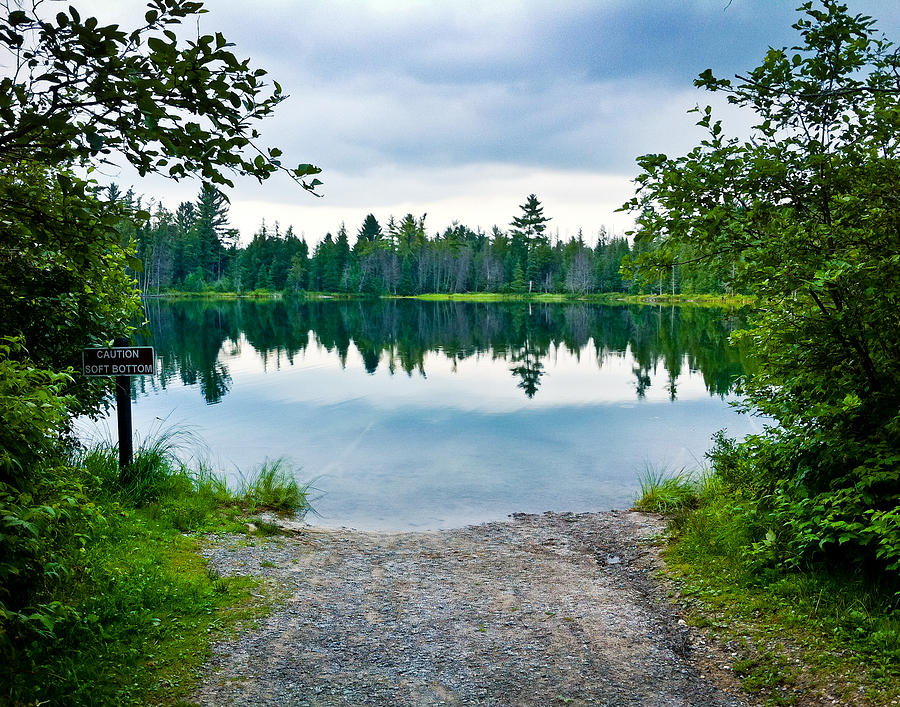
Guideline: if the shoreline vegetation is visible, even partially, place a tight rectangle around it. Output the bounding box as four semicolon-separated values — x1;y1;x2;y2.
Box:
12;443;896;706
145;289;757;309
636;471;900;706
0;424;311;705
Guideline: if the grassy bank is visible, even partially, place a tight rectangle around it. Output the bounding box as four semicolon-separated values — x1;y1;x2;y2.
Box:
146;290;753;308
618;293;756;308
1;434;310;706
636;472;900;706
150;290;604;302
144;289;283;299
146;290;372;300
396;292;608;303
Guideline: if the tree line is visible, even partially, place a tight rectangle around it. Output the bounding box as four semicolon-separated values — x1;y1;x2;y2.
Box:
126;190;737;296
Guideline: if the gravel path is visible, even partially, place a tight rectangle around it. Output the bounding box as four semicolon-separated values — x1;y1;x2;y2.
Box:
192;511;754;707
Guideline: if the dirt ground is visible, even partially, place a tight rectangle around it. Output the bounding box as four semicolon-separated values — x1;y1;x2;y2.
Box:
191;510;756;706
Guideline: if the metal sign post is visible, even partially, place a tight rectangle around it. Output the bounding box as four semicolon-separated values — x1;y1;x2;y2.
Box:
115;369;133;471
114;337;134;473
83;341;155;479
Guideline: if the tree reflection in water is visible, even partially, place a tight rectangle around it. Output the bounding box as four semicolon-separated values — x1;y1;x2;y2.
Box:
136;298;752;404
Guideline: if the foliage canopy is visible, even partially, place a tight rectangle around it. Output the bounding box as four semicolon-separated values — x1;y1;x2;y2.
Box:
0;0;322;189
625;1;900;575
0;3;320;697
0;0;322;410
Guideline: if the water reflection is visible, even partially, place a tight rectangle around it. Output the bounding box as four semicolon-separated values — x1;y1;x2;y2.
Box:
137;298;751;404
114;298;762;530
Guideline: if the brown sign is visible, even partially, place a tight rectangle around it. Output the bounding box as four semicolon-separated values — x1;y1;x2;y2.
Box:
82;347;155;376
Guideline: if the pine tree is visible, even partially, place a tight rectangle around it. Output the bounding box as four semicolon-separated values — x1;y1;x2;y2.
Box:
509;194;551;246
354;213;382;253
334;223;351;290
194;185;231;281
510;262;527;293
509;194;551;282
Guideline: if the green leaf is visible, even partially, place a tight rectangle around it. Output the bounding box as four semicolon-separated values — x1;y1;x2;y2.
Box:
146;36;168;53
86;132;104;152
294;163;321;177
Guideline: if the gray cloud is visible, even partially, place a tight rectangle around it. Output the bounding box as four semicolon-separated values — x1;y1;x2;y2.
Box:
74;0;900;241
224;1;802;85
211;0;899;177
80;0;900;177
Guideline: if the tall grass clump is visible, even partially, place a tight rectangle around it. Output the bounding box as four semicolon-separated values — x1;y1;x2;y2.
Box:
633;465;699;514
235;458;310;514
78;425;200;504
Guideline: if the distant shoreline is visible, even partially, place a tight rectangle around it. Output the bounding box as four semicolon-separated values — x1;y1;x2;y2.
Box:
143;290;755;308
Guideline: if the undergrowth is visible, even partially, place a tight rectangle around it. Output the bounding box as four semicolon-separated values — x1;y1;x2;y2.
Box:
0;430;310;706
636;468;900;706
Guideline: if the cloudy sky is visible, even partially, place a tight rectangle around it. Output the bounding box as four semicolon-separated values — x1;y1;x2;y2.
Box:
98;1;900;245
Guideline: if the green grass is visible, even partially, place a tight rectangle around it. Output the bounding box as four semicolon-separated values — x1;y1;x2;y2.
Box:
235;458;311;514
643;471;900;706
23;514;266;706
633;466;700;513
156;289;629;304
79;430;308;524
617;292;756;308
400;292;573;302
394;292;628;303
150;289;755;309
80;425;204;504
149;289;283;299
2;433;311;706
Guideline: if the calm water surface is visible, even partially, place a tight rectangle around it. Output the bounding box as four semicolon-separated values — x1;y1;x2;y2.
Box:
84;299;761;530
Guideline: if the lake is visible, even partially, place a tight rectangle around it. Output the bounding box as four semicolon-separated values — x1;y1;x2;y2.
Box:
82;298;762;530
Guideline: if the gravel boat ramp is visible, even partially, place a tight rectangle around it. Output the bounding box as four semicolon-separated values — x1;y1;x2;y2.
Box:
192;510;754;707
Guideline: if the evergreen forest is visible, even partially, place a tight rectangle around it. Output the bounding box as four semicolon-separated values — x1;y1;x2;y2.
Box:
125;190;729;297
